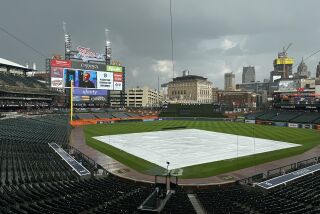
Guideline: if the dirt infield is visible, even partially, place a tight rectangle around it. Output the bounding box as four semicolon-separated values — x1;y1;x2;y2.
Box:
70;126;320;186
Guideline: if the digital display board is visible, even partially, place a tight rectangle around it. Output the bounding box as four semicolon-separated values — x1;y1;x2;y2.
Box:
278;80;299;91
50;59;123;91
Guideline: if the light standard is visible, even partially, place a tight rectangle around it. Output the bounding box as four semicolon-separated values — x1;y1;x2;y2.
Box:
166;161;170;191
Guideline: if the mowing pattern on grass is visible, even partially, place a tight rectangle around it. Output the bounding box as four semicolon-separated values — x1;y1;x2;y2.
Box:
84;121;320;178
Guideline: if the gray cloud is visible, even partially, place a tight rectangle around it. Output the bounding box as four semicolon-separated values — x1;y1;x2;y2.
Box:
1;0;320;89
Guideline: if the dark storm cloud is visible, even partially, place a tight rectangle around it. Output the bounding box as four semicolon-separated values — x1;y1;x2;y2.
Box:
1;0;320;88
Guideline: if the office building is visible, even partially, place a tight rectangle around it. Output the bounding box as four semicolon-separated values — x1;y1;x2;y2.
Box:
167;71;213;104
126;87;163;108
242;66;255;83
224;72;236;91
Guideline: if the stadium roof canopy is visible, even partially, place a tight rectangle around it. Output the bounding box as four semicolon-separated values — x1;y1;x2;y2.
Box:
0;57;28;69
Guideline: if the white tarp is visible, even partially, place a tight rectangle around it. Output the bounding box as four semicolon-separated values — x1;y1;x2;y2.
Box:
94;129;300;170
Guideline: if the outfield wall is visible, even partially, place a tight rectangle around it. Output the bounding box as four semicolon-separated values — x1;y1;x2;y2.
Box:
70;115;158;126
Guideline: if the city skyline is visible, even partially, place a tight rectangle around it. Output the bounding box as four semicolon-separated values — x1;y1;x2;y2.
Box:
1;0;320;89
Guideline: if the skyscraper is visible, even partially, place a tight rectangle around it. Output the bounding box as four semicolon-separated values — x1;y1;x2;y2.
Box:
224;72;235;91
270;50;294;81
296;58;309;78
316;61;320;78
242;66;255;83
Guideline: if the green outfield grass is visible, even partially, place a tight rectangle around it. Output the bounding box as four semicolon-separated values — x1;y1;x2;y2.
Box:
84;120;320;178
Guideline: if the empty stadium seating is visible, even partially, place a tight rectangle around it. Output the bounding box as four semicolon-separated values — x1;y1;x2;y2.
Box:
245;111;320;125
196;171;320;214
290;112;320;124
270;112;302;122
161;187;197;214
0;114;198;213
3;112;320;213
0;72;47;89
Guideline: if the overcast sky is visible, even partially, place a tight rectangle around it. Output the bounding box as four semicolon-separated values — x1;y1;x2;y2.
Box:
1;0;320;89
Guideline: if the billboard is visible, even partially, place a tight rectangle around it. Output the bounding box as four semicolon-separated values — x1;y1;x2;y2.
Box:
50;60;124;91
106;65;123;72
71;61;105;71
73;88;108;96
51;77;64;88
51;59;72;68
278;80;299;91
113;72;123;90
97;72;113;89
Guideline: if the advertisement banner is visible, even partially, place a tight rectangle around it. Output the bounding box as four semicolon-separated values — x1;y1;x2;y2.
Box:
106;65;123;72
51;77;63;88
245;120;255;124
113;72;123;82
97;72;113;90
51;67;64;78
288;123;299;128
73;88;108;96
113;81;123;90
71;61;106;71
51;59;72;68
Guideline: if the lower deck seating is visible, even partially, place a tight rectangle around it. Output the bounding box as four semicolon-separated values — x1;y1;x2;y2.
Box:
196;171;320;214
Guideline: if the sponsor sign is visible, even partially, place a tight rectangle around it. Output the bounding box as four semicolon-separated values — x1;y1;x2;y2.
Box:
51;77;63;88
97;72;113;90
113;81;123;91
288;123;299;128
73;96;82;102
71;61;105;71
106;65;123;72
71;46;105;62
73;88;108;96
91;96;107;101
301;124;313;129
245;120;255;124
273;122;287;127
51;67;64;78
51;59;72;68
113;72;123;82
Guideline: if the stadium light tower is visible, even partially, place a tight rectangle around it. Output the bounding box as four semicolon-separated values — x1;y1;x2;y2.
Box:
166;161;170;172
105;28;111;65
63;21;72;60
166;161;171;192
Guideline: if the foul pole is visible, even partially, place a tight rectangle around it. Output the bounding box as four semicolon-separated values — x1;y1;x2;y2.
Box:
70;80;74;122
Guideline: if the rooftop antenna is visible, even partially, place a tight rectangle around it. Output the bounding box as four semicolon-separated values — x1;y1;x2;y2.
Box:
105;28;111;65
